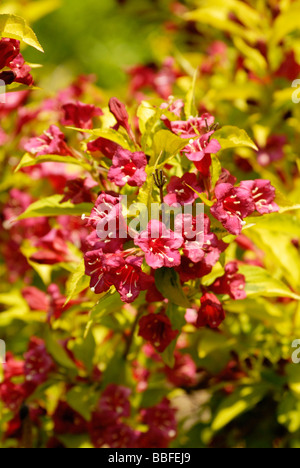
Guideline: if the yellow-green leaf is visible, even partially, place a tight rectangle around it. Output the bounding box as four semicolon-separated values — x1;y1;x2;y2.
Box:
0;14;43;52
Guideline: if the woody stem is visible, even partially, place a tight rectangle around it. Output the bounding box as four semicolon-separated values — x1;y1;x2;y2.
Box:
123;309;143;360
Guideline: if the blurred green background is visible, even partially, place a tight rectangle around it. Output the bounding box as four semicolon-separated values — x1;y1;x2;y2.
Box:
0;0;180;88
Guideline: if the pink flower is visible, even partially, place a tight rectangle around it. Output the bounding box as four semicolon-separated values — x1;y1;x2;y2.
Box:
161;98;184;119
175;214;227;265
196;293;226;329
82;192;121;228
140;398;177;441
0;90;29;119
84;250;124;294
211;183;255;235
0;70;16;85
89;419;138;448
101;423;139;448
164;173;202;206
61;177;97;204
129;58;178;100
87;137;121;159
22;287;49;311
109;97;133;138
0;381;26;413
85;249;151;302
113;256;152;303
240;179;279;214
3;353;24;381
0;38;20;69
211;262;246;300
134;220;183;269
168;113;215;138
275;50;300;81
99;384;131;420
165;352;197;388
30;229;71;265
153;57;178;100
108;147;147;187
9;54;33;86
176;256;213;283
138;427;172;448
257;135;286;167
138;313;179;353
61;101;103;129
53;402;87;435
85;230;125;254
183;132;221;176
24;337;55;389
216;168;237;186
47;284;80;321
24;125;71;156
0;128;8;145
183;132;221;161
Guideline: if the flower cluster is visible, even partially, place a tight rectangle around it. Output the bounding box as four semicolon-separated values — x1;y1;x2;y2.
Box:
89;386;176;448
0;5;293;447
0;38;33;86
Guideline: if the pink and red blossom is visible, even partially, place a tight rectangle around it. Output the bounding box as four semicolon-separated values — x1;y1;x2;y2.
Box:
24;125;71;156
197;293;226;329
164;173;202;206
211;183;256;235
134;220;183;269
108;147;147;187
138;313;179;353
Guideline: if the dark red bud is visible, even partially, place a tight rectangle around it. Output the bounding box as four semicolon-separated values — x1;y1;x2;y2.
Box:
0;70;16;85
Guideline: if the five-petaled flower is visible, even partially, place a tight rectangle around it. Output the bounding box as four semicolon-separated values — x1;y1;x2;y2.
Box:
240;179;279;215
108;147;147;187
183;132;221;176
134;220;183;269
197;293;226;329
211;262;246;300
164;173;202;206
211;183;256;235
61;101;103;129
138;313;179;353
24;337;55;389
24;125;71;156
167;113;215;138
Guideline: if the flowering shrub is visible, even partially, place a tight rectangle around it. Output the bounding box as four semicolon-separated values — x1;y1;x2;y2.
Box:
1;1;300;449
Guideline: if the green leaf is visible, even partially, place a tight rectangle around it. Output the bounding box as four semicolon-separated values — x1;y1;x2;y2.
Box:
184;0;260;43
155;268;190;308
57;434;92;449
278;393;300;433
152;130;189;164
239;265;300;300
89;291;124;324
138;103;176;153
18;195;93;219
65;260;90;306
15;153;92;172
76;127;131;150
20;241;52;285
246;214;300;237
0;14;43;52
287;364;300;397
45;332;78;371
71;329;96;374
214;126;258;151
184;69;198;118
66;386;99;421
270;4;300;46
162;303;186;367
210;154;222;189
212;385;269;431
